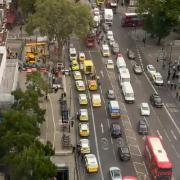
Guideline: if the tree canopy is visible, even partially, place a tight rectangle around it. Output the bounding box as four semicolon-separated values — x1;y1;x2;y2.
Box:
138;0;180;44
25;0;93;59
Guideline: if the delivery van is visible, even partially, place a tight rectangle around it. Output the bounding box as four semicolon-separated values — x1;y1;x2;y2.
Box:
119;68;130;86
116;54;126;71
122;82;134;103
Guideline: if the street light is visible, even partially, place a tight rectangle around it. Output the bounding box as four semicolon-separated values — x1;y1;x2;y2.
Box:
169;41;174;62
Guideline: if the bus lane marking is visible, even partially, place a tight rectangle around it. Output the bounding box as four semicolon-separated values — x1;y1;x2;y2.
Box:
156;129;163;140
163;129;171;142
170;129;177;141
171;144;180;158
101;123;104;134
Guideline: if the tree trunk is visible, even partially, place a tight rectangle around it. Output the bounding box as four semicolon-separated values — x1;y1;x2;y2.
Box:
57;39;63;62
157;36;161;45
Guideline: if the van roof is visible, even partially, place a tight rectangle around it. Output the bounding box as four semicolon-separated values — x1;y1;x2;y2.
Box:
123;82;133;91
119;68;130;78
70;48;76;54
109;100;119;108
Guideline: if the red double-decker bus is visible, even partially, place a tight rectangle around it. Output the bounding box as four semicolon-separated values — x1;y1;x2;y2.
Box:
121;12;144;27
123;176;137;180
144;136;173;180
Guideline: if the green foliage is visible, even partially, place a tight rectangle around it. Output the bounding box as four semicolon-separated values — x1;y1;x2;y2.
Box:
9;144;56;180
17;0;36;17
26;0;93;58
138;0;180;44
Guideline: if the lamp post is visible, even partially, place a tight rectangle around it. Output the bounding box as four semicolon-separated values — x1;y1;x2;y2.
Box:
169;42;173;62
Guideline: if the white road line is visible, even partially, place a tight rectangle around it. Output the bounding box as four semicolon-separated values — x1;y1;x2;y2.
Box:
164;105;180;135
156;129;163;140
48;94;56;149
99;86;105;104
100;70;104;77
106;118;110;128
171;144;180;158
163;129;171;142
100;123;104;134
143;116;149;126
85;76;104;180
170;129;177;140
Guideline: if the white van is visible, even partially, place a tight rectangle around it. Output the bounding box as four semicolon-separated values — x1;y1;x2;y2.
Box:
122;82;135;103
69;47;77;61
116;54;126;70
102;44;110;57
119;68;130;86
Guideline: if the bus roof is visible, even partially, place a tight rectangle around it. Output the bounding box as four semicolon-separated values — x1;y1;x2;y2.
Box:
147;136;172;168
124;12;139;16
119;68;130;78
123;176;137;180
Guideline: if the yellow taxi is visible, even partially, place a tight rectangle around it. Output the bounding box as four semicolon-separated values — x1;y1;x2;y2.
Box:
79;139;90;154
73;71;82;80
75;80;86;91
71;60;79;71
88;80;97;90
79;52;86;62
79;94;88;105
79;123;89;137
84;154;99;173
92;94;101;107
79;109;88;121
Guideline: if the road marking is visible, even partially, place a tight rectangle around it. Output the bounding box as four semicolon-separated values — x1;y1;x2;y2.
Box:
170;129;177;140
156;129;163;139
85;74;104;180
164;105;180;135
100;70;104;77
163;129;171;142
48;94;56;149
143;116;149;126
100;123;104;134
99;85;105;104
171;144;180;158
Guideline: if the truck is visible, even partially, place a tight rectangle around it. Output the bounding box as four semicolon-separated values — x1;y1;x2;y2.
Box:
83;60;94;74
108;100;121;118
105;0;118;13
122;82;134;103
104;9;113;25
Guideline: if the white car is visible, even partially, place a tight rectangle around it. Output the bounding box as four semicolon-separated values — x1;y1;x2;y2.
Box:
93;7;100;16
152;72;164;86
101;44;110;57
79;139;90;154
73;71;82;80
140;102;150;116
109;37;115;47
109;167;122;180
106;59;114;69
147;64;156;77
107;31;114;40
75;80;85;91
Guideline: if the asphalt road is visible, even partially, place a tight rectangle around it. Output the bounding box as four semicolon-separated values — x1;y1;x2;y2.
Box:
70;4;180;180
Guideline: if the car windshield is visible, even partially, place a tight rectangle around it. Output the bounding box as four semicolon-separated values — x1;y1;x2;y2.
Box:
149;66;155;71
142;106;149;110
109;90;114;95
156;76;162;81
113;170;121;177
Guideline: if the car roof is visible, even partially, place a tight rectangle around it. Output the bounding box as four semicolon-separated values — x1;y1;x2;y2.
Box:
79;94;86;98
107;59;113;63
92;94;100;98
154;72;162;77
85;154;97;164
80;139;89;146
147;64;155;69
141;102;149;107
110;166;121;171
107;30;113;35
76;80;84;85
111;123;120;128
74;71;81;75
139;119;146;124
79;123;89;130
80;109;88;115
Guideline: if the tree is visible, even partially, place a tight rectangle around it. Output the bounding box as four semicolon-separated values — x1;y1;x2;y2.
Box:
138;0;180;44
17;0;36;18
25;0;93;60
26;72;49;96
8;144;56;180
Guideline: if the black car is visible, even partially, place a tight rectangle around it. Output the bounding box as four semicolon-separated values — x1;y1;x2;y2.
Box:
110;123;122;138
150;94;163;108
138;119;148;135
118;146;131;161
127;49;136;59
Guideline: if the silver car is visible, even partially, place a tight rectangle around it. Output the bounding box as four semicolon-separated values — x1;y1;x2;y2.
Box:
109;167;122;180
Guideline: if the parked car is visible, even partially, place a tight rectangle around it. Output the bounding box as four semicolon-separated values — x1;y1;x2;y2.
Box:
133;63;143;74
118;146;131;161
107;89;116;99
150;94;163;108
127;49;135;59
110;123;122;138
140;102;150;116
138;119;148;135
109;167;122;180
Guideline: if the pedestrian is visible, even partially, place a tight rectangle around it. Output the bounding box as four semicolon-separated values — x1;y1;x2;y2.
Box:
142;37;146;47
170;82;173;89
76;112;80;120
71;120;74;127
174;83;177;90
54;86;58;93
81;154;84;161
172;72;176;80
72;146;76;154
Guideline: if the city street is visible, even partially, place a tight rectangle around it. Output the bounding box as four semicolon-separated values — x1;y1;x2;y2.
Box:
69;3;179;180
